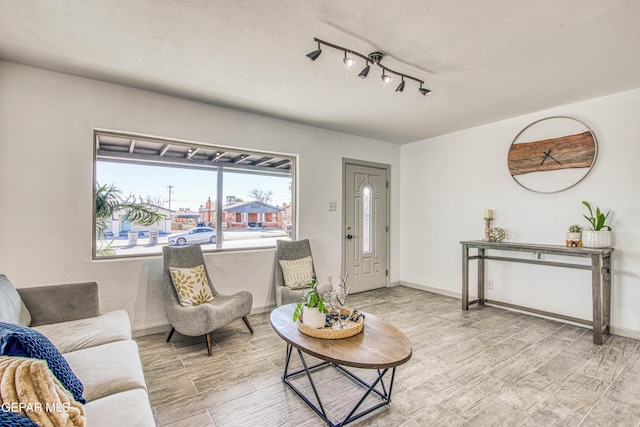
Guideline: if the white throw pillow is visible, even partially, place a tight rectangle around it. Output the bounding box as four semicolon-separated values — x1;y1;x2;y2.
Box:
169;265;215;307
279;256;314;289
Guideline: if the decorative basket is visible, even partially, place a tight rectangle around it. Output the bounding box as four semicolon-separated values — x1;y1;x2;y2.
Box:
297;309;364;339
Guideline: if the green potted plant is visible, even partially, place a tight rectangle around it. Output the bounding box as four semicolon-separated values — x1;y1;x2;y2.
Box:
293;277;328;328
581;201;613;248
95;182;165;256
566;224;582;247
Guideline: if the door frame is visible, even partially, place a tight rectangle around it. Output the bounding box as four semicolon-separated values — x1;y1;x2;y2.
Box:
341;158;391;287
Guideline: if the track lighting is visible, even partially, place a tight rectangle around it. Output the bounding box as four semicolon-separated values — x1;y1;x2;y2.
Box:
358;63;370;78
343;52;355;67
418;83;431;96
306;42;322;61
381;70;392;83
306;37;431;96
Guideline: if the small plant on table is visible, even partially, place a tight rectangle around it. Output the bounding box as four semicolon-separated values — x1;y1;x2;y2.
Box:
568;224;582;233
293;277;327;322
582;201;612;231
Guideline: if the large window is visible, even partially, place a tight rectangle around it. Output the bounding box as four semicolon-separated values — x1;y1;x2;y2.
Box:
93;130;295;258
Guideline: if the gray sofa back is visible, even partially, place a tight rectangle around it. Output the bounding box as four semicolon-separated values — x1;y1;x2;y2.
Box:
0;274;31;325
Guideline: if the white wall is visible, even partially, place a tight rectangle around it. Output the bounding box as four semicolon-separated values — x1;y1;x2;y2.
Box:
400;88;640;337
0;61;401;333
5;58;638;338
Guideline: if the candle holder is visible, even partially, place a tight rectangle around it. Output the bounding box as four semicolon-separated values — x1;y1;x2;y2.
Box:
483;218;493;241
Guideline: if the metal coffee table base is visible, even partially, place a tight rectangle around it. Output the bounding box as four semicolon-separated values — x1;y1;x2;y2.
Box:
282;343;396;427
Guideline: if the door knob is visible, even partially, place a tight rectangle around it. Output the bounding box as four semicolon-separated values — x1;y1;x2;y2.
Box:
346;234;353;240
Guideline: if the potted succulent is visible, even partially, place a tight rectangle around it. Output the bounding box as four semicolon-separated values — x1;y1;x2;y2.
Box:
566;224;582;247
581;201;613;248
293;277;328;328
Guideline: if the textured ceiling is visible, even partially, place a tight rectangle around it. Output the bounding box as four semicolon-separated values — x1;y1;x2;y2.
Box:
1;0;639;143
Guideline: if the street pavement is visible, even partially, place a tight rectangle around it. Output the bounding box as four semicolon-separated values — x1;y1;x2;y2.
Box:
101;229;289;256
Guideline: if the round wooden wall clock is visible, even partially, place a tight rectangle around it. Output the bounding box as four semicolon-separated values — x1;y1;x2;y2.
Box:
507;116;597;193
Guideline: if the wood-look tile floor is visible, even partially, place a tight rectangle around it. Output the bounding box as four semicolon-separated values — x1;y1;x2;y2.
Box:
135;286;640;426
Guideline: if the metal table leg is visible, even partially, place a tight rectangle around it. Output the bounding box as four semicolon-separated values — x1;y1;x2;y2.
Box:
462;244;469;310
281;344;396;427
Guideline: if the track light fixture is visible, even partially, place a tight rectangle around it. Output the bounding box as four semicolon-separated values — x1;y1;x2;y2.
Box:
358;62;370;78
343;51;355;67
418;82;431;96
306;41;322;61
381;69;392;83
306;37;431;96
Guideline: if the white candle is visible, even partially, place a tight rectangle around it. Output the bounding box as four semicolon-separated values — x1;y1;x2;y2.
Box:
484;209;493;219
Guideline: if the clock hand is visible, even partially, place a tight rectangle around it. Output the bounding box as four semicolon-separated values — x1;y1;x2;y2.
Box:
541;151;550;165
541;150;562;165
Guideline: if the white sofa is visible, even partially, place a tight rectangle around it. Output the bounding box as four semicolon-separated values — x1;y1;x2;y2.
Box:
0;275;155;427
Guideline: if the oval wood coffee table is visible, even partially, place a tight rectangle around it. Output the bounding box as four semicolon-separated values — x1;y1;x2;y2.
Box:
270;304;412;427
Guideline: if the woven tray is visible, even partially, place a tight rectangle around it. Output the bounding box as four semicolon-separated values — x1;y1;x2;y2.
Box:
297;310;364;339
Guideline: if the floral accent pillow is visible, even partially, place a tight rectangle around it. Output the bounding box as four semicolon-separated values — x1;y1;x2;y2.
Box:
279;256;314;289
169;265;215;307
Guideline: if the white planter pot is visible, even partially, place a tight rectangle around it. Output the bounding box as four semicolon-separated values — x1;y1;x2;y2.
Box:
302;305;326;329
566;232;582;241
581;230;612;248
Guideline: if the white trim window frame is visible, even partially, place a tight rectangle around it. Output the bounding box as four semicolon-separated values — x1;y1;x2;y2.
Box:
93;129;296;259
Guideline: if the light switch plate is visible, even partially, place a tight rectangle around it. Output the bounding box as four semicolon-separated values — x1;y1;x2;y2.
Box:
329;201;337;211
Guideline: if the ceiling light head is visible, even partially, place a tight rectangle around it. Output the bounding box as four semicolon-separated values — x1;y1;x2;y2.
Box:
358;63;370;78
419;84;431;96
381;70;392;84
343;51;355;67
396;77;405;92
306;42;322;61
307;49;322;61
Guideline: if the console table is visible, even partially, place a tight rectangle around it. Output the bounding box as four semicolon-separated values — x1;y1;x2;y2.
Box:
461;240;613;344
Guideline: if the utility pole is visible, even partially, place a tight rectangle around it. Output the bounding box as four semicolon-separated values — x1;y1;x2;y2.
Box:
167;185;173;233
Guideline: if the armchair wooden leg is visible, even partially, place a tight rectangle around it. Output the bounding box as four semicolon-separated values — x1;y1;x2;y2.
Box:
167;327;176;342
205;333;213;357
242;316;254;334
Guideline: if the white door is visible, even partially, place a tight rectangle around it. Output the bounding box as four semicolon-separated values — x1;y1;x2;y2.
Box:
343;161;389;293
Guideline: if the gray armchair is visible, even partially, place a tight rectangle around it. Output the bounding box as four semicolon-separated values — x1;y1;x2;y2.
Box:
162;244;253;356
275;239;331;306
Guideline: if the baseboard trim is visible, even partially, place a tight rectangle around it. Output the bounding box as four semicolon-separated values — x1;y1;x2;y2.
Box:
250;304;275;315
399;280;460;299
610;326;640;341
133;284;640;341
397;281;640;341
132;305;276;337
132;323;171;338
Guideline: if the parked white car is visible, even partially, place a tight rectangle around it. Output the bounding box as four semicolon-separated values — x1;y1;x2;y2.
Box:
168;227;217;246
